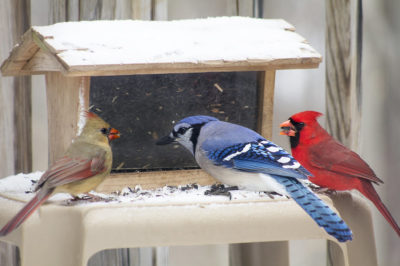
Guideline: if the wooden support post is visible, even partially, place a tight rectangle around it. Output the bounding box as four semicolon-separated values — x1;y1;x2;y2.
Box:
329;193;377;266
326;0;363;151
0;0;31;265
326;1;374;265
45;73;89;165
257;70;276;140
14;76;32;173
230;242;289;266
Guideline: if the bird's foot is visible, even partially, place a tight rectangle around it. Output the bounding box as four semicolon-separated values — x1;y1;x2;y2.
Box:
311;186;337;195
69;195;84;202
69;193;112;203
262;191;283;199
85;193;114;202
204;184;239;200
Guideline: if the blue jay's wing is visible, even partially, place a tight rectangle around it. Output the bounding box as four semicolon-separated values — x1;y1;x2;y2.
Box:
206;139;352;242
207;139;311;179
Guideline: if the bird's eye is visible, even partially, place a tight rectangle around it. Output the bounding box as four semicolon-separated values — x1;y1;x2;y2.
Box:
100;128;109;135
294;122;305;131
177;127;188;135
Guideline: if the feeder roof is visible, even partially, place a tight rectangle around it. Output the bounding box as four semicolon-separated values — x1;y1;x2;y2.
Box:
1;17;322;77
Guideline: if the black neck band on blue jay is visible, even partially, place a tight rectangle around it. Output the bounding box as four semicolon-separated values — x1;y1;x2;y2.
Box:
190;123;205;155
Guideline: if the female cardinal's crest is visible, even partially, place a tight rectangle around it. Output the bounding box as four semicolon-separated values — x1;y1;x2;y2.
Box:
83;111;99;119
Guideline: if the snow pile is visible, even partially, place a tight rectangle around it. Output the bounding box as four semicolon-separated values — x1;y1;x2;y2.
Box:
0;172;284;206
0;172;70;203
32;17;321;67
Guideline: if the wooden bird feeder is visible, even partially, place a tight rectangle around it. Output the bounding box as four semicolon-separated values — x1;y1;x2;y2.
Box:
0;17;379;266
1;17;322;192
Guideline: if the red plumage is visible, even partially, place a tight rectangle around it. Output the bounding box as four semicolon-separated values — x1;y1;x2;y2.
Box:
281;110;400;237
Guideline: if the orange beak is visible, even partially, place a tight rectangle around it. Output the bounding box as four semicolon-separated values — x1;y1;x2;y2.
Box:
280;120;296;137
108;128;120;141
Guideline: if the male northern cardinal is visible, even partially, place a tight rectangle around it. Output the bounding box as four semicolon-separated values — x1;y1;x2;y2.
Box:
0;112;119;236
280;110;400;236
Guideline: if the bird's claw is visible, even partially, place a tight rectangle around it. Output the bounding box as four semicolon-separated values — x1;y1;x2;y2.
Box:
68;193;112;203
310;186;337;195
262;191;283;199
204;184;239;200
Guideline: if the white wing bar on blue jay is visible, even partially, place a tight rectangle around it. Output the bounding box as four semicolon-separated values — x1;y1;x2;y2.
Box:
157;115;353;242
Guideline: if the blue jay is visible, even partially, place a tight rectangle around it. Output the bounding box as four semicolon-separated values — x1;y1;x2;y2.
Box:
157;115;352;242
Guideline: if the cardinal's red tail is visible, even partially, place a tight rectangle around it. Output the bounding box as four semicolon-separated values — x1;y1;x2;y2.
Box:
360;181;400;237
0;190;52;237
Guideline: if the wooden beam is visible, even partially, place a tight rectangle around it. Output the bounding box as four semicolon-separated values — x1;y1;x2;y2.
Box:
61;58;321;77
14;76;32;173
257;70;276;139
97;169;217;193
0;29;39;76
13;0;32;173
0;0;32;265
326;0;363;151
326;1;368;265
22;49;64;73
45;73;90;165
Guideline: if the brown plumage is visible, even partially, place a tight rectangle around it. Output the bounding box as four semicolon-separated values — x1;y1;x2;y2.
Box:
0;112;119;236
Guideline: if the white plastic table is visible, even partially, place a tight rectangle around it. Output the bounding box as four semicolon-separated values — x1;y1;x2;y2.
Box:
0;188;377;266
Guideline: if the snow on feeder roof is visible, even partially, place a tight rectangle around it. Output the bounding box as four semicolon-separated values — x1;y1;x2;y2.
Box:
1;17;321;77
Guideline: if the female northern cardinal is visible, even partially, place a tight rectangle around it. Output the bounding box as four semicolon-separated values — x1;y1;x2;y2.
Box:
0;112;119;236
280;110;400;236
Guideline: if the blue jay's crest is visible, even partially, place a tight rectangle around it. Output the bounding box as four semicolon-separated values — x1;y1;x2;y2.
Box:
177;115;219;126
207;139;311;180
167;115;220;155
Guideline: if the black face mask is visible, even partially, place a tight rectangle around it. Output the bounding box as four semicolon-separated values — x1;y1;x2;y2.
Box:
289;118;304;148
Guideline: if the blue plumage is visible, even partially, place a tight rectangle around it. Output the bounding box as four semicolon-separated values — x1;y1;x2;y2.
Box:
273;175;352;242
207;139;311;180
178;115;218;125
158;115;353;242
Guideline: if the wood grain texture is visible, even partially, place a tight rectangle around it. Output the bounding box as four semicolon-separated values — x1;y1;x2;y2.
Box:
97;170;218;193
12;0;32;173
0;30;39;76
2;57;321;77
238;0;253;16
326;0;363;151
49;0;68;23
14;75;32;173
257;70;275;139
21;49;64;73
326;1;366;265
62;59;321;77
45;73;89;165
0;0;30;264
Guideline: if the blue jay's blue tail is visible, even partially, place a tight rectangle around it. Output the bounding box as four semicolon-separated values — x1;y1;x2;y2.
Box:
274;176;353;242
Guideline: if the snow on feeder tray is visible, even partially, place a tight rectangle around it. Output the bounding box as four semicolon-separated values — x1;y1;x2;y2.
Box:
1;17;322;192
